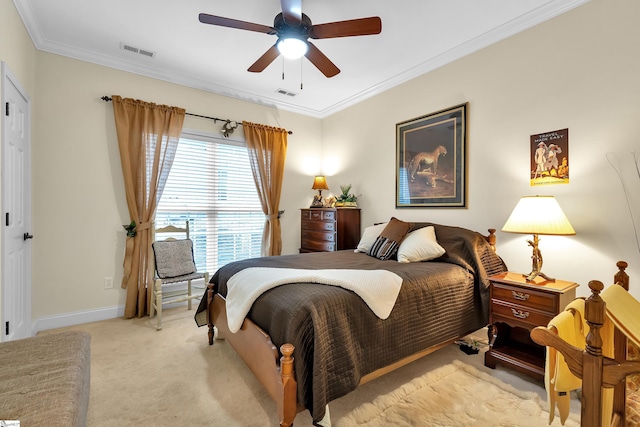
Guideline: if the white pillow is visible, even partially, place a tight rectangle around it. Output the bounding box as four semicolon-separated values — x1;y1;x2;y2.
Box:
354;222;388;253
396;226;446;263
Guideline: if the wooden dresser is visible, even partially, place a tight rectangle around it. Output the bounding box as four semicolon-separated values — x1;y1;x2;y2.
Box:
484;271;578;381
300;208;361;253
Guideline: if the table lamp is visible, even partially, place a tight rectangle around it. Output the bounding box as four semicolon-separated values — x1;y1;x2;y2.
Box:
502;195;575;282
310;176;329;208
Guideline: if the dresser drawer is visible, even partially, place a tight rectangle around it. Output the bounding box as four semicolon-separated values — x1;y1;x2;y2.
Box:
301;229;336;242
491;300;553;329
301;239;336;252
492;282;558;314
302;210;336;221
302;220;336;232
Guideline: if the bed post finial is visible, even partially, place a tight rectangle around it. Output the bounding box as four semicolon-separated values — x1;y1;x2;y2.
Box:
487;229;497;251
615;260;629;291
585;280;605;356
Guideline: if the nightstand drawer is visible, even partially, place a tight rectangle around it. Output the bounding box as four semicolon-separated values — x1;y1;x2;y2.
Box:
301;229;336;242
492;283;558;314
491;300;553;328
302;221;336;232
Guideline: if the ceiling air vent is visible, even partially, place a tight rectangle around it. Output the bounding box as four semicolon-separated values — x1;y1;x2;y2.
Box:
275;89;297;97
120;43;156;58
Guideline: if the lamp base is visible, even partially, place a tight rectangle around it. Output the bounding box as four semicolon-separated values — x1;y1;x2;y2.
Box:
523;234;555;282
310;194;324;208
523;271;555;282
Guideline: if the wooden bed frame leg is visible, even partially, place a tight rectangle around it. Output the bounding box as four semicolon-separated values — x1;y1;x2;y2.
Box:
280;344;297;427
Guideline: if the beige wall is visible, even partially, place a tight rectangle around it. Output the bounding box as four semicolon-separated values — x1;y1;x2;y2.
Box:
3;0;640;329
322;0;640;300
30;52;321;323
0;0;37;91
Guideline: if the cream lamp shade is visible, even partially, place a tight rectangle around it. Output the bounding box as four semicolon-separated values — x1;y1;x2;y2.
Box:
502;195;575;281
502;195;575;236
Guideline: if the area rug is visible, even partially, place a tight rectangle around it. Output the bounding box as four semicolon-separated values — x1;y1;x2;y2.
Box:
336;360;580;427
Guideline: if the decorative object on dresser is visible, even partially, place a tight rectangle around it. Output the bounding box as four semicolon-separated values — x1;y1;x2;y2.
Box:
310;175;329;208
334;184;359;208
300;207;361;252
502;195;575;281
484;271;578;381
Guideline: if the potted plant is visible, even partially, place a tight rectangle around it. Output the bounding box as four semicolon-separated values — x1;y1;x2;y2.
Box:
334;184;359;208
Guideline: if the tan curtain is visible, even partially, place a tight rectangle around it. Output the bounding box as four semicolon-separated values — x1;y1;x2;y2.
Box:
242;121;288;256
112;95;186;318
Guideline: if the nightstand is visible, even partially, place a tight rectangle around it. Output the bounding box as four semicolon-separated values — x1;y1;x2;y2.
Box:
484;271;578;381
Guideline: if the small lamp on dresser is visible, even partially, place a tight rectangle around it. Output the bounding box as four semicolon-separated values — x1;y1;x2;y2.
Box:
310;176;329;208
502;195;575;282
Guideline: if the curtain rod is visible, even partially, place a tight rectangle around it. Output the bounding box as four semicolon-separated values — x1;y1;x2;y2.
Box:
100;96;292;134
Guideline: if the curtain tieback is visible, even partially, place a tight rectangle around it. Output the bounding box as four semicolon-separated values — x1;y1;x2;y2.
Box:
136;221;152;231
120;220;151;288
266;214;278;221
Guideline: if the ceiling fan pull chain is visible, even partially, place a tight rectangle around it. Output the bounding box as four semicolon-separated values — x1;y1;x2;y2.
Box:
282;56;285;80
300;59;303;90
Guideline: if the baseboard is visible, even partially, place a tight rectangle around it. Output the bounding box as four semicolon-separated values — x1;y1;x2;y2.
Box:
32;305;125;335
31;300;195;335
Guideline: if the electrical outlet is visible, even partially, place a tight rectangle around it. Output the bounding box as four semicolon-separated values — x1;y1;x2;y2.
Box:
104;277;114;289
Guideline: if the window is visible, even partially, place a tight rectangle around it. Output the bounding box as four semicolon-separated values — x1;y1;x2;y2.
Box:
155;130;264;273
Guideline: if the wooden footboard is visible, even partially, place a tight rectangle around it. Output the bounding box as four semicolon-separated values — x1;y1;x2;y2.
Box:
207;285;300;427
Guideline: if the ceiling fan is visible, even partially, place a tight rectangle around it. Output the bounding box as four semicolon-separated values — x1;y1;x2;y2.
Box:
198;0;382;78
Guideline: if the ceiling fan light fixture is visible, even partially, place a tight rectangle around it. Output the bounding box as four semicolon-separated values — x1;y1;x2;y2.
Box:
277;37;308;59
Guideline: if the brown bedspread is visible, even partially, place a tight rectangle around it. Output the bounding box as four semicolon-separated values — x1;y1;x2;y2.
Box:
195;223;506;423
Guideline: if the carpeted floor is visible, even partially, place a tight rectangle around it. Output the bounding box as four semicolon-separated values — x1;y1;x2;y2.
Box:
40;306;580;426
336;360;579;426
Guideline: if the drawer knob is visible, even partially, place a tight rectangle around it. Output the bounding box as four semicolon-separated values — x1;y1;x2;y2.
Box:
511;308;530;319
512;291;530;301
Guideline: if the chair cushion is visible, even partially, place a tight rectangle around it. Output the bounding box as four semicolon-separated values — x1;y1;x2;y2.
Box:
152;239;196;279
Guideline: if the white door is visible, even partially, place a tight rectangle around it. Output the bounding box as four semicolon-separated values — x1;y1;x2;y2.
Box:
1;62;32;341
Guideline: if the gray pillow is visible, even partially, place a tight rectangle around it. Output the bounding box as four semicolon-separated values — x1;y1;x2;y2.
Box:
152;239;196;278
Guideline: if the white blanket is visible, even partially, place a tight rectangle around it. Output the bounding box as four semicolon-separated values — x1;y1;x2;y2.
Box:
226;267;403;333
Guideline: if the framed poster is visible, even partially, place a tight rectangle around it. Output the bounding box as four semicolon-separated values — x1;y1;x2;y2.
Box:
396;103;467;207
530;128;569;186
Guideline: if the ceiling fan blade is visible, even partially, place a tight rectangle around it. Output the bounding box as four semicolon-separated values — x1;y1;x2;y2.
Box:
305;42;340;78
309;17;382;39
280;0;302;26
248;44;281;73
199;13;275;34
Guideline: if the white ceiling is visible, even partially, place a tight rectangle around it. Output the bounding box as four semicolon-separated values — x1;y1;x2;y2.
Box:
13;0;588;118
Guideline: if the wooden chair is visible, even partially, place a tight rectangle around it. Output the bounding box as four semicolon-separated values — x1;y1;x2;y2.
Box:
530;261;640;427
150;221;209;331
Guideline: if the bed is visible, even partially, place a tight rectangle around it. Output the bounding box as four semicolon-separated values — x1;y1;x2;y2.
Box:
195;221;507;426
530;261;640;427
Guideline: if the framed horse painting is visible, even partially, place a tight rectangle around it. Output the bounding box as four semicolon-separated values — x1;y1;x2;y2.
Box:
396;103;468;208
